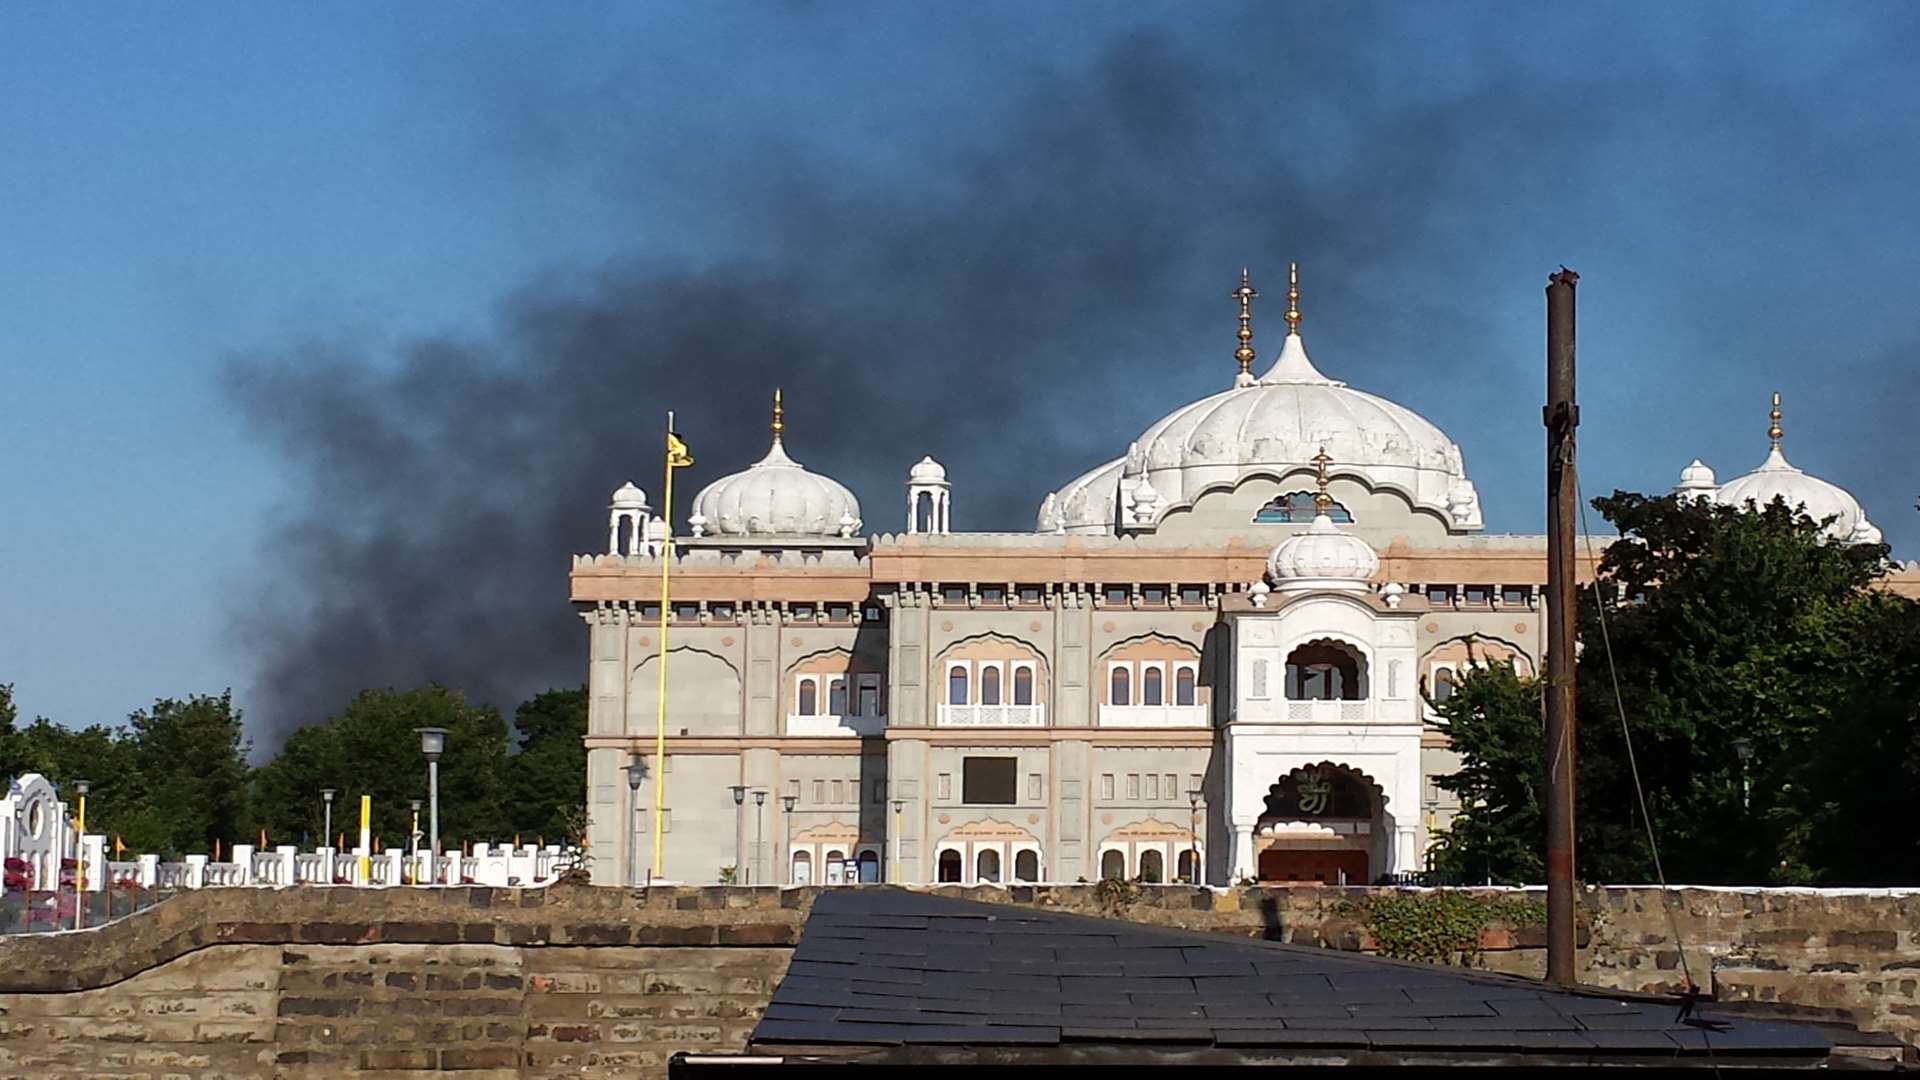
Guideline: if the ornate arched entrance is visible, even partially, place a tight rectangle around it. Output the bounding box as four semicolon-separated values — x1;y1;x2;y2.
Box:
1254;763;1384;885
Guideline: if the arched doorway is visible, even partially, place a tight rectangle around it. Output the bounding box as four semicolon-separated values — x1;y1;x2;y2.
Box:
1138;849;1163;883
1014;849;1039;882
937;849;962;882
856;849;879;883
976;848;1001;883
791;850;812;885
1255;764;1383;884
1100;849;1125;880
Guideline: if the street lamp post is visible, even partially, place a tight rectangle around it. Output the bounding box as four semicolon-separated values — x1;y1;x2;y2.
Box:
73;780;92;931
753;790;767;885
1732;738;1753;811
781;794;797;886
729;785;747;884
891;799;904;884
1186;789;1202;884
321;788;336;850
414;728;448;874
626;755;647;886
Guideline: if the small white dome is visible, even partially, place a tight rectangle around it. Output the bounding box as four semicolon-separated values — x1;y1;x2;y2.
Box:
909;456;949;484
1674;459;1718;501
1714;446;1879;545
610;482;648;510
1265;509;1379;593
690;434;862;538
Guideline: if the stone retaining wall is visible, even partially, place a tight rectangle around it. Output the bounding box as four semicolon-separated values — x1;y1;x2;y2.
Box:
0;883;1912;1077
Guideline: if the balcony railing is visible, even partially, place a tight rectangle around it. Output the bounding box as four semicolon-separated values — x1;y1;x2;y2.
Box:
1099;704;1210;728
786;713;886;737
1283;700;1373;723
937;703;1047;727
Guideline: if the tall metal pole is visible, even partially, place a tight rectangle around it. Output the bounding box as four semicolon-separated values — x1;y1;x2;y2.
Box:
753;791;767;885
428;758;441;863
1544;268;1580;986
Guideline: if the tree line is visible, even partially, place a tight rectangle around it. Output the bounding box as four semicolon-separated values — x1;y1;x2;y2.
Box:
0;683;586;859
1430;492;1920;886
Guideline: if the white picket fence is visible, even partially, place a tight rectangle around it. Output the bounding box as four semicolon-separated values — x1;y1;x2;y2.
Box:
3;772;576;895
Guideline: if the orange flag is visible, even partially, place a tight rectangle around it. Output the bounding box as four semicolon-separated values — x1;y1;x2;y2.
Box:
214;838;222;861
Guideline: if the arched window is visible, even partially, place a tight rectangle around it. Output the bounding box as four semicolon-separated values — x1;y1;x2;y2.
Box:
976;848;1001;884
828;677;848;716
1110;666;1132;706
980;665;1002;706
797;678;818;715
1014;849;1039;882
1100;849;1126;881
791;850;812;885
1175;666;1197;707
1138;848;1164;884
1254;491;1355;524
825;849;846;886
857;849;879;883
948;666;969;705
1433;667;1456;702
1177;848;1199;884
1286;641;1365;701
1012;665;1034;706
1142;666;1164;706
937;849;962;883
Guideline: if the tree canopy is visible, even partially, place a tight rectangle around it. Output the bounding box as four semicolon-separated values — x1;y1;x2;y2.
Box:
1433;490;1919;885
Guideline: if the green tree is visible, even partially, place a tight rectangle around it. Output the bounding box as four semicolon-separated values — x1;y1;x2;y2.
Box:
1435;489;1915;885
250;686;512;852
1425;655;1545;883
503;687;586;841
120;694;253;857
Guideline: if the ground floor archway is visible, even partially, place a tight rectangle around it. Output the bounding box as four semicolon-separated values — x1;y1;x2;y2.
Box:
1257;846;1368;885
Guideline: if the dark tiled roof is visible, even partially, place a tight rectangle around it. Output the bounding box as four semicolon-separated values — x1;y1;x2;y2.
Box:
749;890;1831;1062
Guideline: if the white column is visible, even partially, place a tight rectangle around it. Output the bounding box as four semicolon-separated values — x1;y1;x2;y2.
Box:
232;844;255;885
1229;824;1255;883
608;511;621;555
277;845;298;885
137;853;159;888
81;835;107;891
184;854;207;888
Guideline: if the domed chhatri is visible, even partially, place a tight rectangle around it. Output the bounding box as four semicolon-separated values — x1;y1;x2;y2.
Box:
1709;392;1880;545
1673;459;1717;502
909;456;948;484
609;481;649;510
690;389;863;538
1038;264;1481;533
1265;450;1380;592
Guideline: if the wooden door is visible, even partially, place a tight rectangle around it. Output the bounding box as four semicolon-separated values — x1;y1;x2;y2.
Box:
1257;847;1369;885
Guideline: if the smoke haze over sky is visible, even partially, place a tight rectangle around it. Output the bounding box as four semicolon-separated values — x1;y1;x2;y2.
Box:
4;4;1918;740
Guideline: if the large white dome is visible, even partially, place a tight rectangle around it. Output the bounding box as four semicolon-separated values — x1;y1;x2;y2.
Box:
1704;394;1880;546
691;408;862;538
1714;446;1880;545
1037;322;1481;534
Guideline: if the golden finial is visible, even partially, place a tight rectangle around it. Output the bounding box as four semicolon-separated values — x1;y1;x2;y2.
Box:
1231;268;1258;378
1767;390;1782;450
1284;262;1302;335
771;387;785;442
1311;446;1333;512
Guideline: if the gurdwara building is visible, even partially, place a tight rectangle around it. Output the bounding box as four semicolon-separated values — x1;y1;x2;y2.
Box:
571;268;1912;888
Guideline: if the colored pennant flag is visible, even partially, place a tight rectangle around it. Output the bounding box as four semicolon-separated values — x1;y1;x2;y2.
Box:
666;431;693;468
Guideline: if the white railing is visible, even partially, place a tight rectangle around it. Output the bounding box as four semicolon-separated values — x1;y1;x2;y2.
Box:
786;713;886;737
937;703;1047;727
1283;700;1373;723
1099;704;1210;728
203;861;246;886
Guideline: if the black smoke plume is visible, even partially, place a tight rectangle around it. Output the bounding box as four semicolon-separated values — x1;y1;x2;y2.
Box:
225;16;1920;740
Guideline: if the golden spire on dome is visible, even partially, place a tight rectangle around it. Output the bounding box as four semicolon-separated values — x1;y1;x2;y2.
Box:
771;387;785;443
1284;262;1302;336
1231;268;1258;379
1311;446;1333;512
1767;390;1782;450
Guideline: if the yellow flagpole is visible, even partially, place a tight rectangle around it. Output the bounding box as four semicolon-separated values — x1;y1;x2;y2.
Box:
652;410;674;878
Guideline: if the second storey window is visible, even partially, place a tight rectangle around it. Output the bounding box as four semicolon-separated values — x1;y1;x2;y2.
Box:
1110;666;1131;706
1175;666;1197;706
980;665;1002;705
828;677;848;716
797;679;818;715
1142;666;1163;706
948;666;969;705
1012;665;1034;706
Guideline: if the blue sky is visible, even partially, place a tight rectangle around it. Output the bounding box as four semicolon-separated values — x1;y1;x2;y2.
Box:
3;4;1916;737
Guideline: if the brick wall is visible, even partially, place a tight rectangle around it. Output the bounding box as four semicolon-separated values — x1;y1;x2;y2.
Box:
0;883;1913;1077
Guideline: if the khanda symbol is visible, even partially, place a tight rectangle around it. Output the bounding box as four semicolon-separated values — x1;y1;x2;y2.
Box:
1296;770;1332;816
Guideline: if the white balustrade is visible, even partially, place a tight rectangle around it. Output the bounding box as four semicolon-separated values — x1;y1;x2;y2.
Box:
1099;704;1210;728
936;703;1047;727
